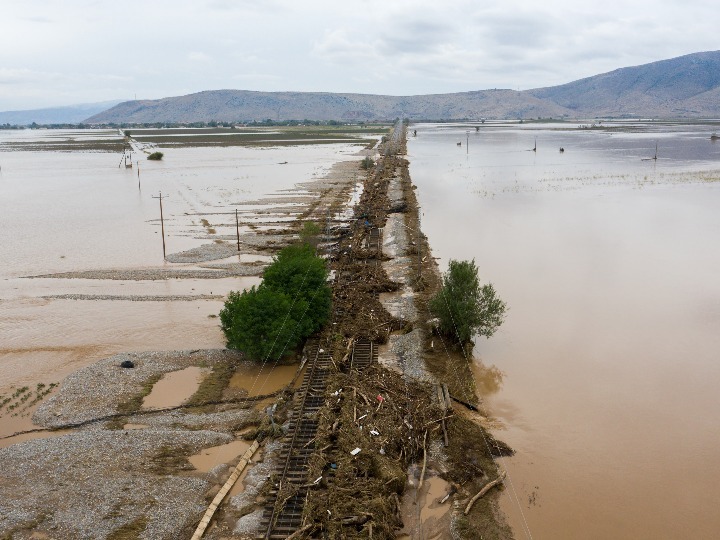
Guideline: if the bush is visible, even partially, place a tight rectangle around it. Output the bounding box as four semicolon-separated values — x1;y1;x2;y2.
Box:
147;151;164;160
262;243;331;333
299;221;322;249
219;242;331;361
429;259;506;346
220;286;306;360
360;156;374;170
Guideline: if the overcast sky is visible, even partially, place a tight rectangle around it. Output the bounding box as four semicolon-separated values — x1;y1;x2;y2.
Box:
1;0;717;110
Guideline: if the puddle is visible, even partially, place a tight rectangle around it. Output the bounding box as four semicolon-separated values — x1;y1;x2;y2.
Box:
399;472;451;539
229;447;264;497
227;363;299;397
420;475;451;524
189;439;251;473
142;366;208;409
123;423;149;430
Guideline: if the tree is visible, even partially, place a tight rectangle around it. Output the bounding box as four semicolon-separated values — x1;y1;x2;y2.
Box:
219;242;331;361
299;221;322;250
429;259;506;346
219;286;307;361
262;243;331;333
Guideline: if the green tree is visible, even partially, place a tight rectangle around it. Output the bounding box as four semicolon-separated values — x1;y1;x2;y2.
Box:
219;286;307;361
429;259;506;346
262;243;331;333
219;243;331;361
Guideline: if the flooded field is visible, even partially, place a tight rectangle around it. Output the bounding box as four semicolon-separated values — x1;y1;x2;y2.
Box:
408;121;720;539
0;129;369;394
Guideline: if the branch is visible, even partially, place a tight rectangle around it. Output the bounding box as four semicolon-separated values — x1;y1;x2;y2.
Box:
464;471;506;515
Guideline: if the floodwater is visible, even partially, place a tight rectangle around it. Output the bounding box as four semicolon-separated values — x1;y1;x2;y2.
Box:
0;131;365;392
227;362;300;396
142;366;208;409
408;121;720;539
188;439;251;473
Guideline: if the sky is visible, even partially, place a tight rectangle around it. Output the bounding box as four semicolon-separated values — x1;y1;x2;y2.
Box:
1;0;718;111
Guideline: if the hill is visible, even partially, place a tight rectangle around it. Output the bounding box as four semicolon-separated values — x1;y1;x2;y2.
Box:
0;100;121;125
85;89;570;124
528;50;720;117
83;51;720;123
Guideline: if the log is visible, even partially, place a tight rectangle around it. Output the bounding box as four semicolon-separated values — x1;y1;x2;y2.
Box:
418;430;428;490
284;523;313;540
449;394;479;412
464;471;507;515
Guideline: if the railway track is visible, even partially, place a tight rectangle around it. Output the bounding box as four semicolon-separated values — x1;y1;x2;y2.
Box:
260;124;399;538
350;339;377;371
261;340;332;538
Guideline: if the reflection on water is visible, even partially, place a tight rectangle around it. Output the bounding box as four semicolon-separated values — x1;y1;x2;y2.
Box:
409;122;720;539
470;358;504;395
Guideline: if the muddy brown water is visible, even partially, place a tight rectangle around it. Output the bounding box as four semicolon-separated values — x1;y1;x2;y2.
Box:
409;122;720;539
142;366;209;409
0;135;365;395
227;363;300;396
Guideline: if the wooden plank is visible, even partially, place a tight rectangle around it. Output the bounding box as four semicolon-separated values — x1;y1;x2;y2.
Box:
190;440;260;540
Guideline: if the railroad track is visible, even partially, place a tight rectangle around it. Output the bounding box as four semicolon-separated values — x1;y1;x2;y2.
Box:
350;339;377;371
261;340;333;539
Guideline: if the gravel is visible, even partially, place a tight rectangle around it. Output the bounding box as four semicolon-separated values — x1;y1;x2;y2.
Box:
378;175;435;384
0;428;232;539
164;242;243;264
228;439;283;538
33;349;244;428
41;294;223;302
26;268;257;280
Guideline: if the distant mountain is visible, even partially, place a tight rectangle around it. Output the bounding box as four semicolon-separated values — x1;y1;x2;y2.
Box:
84;51;720;123
528;50;720;117
0;100;121;125
85;89;571;124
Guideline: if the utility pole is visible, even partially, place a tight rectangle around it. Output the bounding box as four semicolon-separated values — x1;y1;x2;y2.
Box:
466;131;469;154
417;207;422;281
235;209;241;251
152;192;167;259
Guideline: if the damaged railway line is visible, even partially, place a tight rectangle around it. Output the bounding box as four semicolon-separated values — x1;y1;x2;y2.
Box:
249;121;513;539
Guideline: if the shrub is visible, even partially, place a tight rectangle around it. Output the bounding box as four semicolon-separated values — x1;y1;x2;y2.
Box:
147;151;164;160
360;156;374;170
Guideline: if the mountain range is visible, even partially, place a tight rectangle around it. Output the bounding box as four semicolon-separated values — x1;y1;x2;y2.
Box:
3;51;719;125
0;101;122;125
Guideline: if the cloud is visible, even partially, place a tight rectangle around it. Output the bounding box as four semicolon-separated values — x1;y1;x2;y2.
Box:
1;0;719;107
188;51;212;62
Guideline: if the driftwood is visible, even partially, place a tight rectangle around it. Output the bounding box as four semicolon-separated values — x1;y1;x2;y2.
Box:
418;430;428;490
284;523;314;539
464;471;507;515
341;513;373;526
450;394;479;412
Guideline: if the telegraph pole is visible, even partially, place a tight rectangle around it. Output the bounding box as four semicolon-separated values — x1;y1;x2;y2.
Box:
235;209;241;251
152;192;167;259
